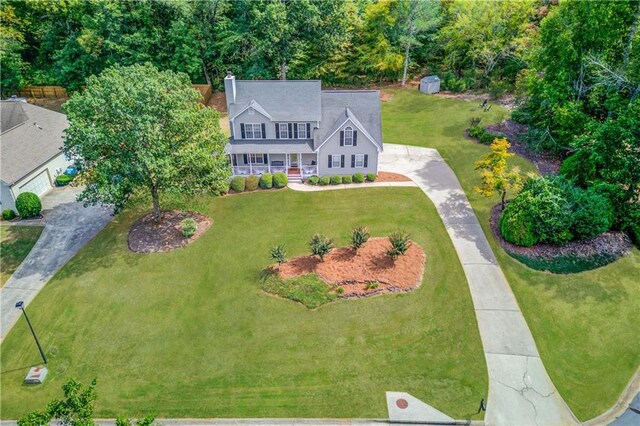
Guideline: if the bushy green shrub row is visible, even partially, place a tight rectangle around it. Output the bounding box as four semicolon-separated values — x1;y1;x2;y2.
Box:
468;126;503;145
229;172;286;193
499;176;614;247
307;173;377;185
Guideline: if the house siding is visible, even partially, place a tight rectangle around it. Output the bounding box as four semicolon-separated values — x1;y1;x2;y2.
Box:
316;123;379;176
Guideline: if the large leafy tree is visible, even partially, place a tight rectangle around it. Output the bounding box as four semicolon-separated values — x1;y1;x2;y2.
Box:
64;63;230;222
397;0;440;86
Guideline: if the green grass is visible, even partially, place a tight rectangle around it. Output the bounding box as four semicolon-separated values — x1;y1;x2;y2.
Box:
261;271;337;309
383;89;640;421
1;188;486;420
0;225;43;286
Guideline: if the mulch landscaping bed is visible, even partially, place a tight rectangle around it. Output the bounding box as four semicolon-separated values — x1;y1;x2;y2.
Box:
490;204;633;274
484;119;561;175
128;210;211;253
278;237;426;297
376;171;412;182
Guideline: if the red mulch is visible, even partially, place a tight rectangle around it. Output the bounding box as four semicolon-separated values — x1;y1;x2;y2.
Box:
128;210;211;253
278;237;426;298
489;203;632;263
377;171;412;182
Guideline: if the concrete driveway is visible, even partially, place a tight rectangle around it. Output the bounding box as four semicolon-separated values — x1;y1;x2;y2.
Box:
380;144;578;426
0;187;112;341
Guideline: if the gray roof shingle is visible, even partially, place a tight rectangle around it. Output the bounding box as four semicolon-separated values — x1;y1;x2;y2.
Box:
1;101;68;185
229;80;322;122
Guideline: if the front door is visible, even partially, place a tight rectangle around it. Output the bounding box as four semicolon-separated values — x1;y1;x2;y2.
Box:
288;153;299;168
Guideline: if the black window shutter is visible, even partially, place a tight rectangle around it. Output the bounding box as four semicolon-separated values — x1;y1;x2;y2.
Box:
340;131;344;146
232;155;237;166
364;154;368;167
275;124;280;139
288;123;293;138
261;123;266;139
306;123;311;137
351;155;355;168
341;155;345;168
240;123;246;139
328;155;332;168
353;131;358;146
263;154;268;163
294;124;298;139
243;154;248;164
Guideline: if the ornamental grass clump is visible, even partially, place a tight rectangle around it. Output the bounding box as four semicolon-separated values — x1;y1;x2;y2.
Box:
270;245;287;265
181;218;197;238
309;233;333;261
387;231;411;259
351;226;370;251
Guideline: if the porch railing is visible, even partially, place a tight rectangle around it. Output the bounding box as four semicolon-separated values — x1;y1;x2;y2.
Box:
301;165;317;177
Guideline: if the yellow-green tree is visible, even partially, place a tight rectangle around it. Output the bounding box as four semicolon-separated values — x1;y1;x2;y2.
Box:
474;138;523;210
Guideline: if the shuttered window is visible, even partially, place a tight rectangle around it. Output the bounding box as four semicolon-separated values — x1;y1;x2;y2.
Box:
297;123;307;139
244;123;263;139
344;127;354;146
279;123;289;139
332;154;341;168
355;154;365;168
249;153;264;164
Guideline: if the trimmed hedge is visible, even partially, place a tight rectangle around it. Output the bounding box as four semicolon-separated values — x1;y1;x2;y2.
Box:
353;172;365;183
366;173;376;182
230;176;246;193
15;192;42;218
56;174;73;186
2;209;16;220
342;175;352;184
319;176;330;186
246;175;259;191
259;173;273;189
469;126;501;145
273;171;288;188
330;175;342;185
307;175;319;185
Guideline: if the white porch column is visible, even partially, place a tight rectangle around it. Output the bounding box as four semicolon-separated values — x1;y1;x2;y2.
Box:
248;154;252;174
267;153;271;173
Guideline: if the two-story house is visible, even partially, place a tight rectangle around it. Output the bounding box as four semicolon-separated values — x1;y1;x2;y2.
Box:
224;72;382;181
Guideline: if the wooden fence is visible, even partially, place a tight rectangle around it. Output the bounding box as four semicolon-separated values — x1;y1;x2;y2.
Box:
19;86;68;99
18;84;212;104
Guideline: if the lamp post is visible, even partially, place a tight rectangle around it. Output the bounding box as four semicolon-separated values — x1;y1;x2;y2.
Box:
15;301;47;365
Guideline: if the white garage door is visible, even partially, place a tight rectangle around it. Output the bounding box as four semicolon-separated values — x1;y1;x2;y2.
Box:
18;170;52;197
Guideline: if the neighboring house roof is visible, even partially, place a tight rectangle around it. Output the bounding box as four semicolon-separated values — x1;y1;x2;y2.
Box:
317;90;383;150
228;80;322;122
230;99;273;121
226;140;314;155
1;101;68;185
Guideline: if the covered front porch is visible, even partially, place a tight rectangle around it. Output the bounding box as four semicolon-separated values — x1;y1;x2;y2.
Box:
230;153;318;177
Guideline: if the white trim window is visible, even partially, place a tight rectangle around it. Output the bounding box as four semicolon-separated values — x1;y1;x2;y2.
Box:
344;127;354;146
332;154;341;168
297;123;307;139
245;123;262;139
355;154;365;168
249;153;264;164
279;123;289;139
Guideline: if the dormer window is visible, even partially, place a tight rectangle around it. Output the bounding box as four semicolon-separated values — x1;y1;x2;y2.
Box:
344;127;354;146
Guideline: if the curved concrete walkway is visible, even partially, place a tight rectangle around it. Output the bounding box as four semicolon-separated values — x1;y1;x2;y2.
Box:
1;187;112;341
379;144;578;426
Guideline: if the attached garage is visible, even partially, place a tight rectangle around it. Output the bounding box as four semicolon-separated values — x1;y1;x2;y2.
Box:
1;100;71;212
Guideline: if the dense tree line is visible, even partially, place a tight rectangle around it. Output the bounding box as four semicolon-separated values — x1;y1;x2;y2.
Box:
2;0;558;94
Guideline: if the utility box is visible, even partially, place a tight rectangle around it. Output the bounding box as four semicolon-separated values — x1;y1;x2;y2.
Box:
419;75;440;94
25;366;48;384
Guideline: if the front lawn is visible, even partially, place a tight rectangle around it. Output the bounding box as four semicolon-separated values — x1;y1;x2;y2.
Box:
382;89;640;421
0;225;44;286
1;188;486;420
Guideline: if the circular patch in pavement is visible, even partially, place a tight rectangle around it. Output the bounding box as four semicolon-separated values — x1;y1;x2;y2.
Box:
396;398;409;409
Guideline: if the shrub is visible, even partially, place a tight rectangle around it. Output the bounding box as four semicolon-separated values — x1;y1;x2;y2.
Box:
319;176;330;186
270;245;287;264
15;192;42;218
336;287;345;295
366;173;376;182
56;174;73;186
478;129;497;145
570;188;614;240
351;226;370;250
520;177;574;245
307;175;319;185
245;175;259;191
353;172;365;183
230;176;246;193
309;233;333;261
330;175;342;185
259;173;273;189
468;126;483;138
499;194;538;247
342;175;352;184
469;117;482;128
387;231;411;259
560;150;597;187
181;218;197;238
273;171;288;188
2;209;16;220
364;282;379;290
